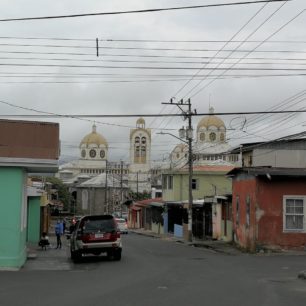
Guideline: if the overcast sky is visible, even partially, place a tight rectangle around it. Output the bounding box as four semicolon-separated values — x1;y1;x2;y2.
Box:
0;0;305;163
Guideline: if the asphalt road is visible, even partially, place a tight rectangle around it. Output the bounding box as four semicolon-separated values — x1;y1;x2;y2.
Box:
1;233;306;306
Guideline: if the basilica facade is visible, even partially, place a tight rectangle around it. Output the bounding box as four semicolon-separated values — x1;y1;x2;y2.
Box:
170;107;239;169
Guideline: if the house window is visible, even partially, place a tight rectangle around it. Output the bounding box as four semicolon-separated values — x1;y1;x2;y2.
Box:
283;196;305;232
168;175;173;190
192;179;198;190
162;175;167;189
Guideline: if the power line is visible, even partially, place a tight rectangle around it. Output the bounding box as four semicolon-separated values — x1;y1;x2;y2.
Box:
0;42;305;54
3;55;306;66
173;0;270;99
1;110;306;118
182;0;289;99
0;74;304;84
2;36;306;44
189;8;306;99
1;50;305;62
2;62;306;71
0;1;289;22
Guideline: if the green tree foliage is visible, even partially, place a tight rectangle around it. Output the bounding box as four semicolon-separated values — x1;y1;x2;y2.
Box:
45;177;71;211
128;190;151;201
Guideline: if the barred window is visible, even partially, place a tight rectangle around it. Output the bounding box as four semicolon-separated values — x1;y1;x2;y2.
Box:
284;197;305;231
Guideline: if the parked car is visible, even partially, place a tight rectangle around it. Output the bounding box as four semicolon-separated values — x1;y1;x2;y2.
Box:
70;214;122;262
115;218;129;234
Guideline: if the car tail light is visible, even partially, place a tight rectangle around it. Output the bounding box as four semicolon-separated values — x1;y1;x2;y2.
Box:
110;232;120;240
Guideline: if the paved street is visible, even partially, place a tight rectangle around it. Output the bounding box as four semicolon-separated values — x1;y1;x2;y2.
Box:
1;233;306;306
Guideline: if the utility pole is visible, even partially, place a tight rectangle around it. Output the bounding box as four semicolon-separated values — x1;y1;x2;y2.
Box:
136;171;139;197
120;160;123;217
105;160;108;214
161;98;195;242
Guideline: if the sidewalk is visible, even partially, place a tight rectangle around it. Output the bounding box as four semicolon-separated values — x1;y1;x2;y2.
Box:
130;228;242;255
25;233;71;271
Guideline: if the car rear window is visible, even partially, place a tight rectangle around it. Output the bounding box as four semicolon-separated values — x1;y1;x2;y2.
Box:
80;218;116;233
116;219;126;224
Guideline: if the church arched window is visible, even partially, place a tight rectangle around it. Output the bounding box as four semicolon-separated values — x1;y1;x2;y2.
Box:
141;137;146;144
220;133;225;141
200;133;205;141
135;147;140;157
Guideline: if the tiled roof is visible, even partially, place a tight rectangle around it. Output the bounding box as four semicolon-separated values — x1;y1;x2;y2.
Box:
134;198;163;206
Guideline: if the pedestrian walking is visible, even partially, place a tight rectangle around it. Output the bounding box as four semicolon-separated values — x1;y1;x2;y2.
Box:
55;220;63;249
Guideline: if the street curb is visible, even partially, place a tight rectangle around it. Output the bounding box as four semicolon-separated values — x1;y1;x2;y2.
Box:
130;230;240;255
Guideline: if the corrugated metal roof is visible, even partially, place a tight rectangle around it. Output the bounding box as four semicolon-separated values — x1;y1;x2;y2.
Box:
227;167;306;177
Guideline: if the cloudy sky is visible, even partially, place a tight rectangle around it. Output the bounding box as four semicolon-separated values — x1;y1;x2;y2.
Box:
0;0;305;163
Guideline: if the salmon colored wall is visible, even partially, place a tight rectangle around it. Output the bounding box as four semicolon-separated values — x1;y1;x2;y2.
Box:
232;177;257;251
257;178;306;250
233;175;306;251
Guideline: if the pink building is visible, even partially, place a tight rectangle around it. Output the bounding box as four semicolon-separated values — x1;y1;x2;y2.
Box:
228;167;306;252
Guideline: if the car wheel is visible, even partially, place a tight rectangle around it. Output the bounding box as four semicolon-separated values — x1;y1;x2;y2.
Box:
113;250;122;261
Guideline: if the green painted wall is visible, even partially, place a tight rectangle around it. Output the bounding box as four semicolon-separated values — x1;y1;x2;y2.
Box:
0;167;27;269
163;171;232;202
27;197;41;244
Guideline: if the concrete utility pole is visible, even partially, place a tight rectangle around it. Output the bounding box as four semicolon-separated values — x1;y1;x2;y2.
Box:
120;160;123;217
161;98;195;242
136;171;139;196
105;160;108;213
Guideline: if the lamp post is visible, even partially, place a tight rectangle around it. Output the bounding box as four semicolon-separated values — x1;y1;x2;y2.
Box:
160;98;195;242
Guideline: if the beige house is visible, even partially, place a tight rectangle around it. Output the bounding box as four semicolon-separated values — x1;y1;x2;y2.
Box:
162;165;234;241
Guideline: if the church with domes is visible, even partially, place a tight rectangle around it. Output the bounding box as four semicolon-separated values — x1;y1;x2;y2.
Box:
170;107;239;169
57;118;152;215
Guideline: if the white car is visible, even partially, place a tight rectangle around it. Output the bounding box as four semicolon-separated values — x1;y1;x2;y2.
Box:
115;218;129;234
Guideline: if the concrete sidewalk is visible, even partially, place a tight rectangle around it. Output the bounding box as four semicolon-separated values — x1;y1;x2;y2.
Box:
25;233;72;271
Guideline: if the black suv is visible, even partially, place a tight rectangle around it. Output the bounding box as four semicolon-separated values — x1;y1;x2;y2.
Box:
70;215;122;262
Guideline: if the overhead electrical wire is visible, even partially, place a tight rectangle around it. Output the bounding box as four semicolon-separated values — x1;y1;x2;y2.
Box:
0;50;305;62
172;0;271;99
153;0;287;135
0;42;306;54
2;55;306;66
1;36;306;44
188;8;306;99
0;1;290;22
183;0;289;100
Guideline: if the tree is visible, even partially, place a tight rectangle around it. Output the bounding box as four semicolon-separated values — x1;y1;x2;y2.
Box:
45;177;71;211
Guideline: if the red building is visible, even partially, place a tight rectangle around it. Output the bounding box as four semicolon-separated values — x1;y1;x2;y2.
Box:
228;167;306;252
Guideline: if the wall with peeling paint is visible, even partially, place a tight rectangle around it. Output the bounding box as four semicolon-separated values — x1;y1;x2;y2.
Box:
232;172;306;251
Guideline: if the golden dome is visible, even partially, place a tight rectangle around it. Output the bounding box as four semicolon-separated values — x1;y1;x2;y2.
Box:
136;117;145;126
79;125;108;148
197;107;225;131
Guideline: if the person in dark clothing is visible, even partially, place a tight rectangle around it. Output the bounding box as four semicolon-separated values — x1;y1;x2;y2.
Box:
55;220;63;249
38;232;50;250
